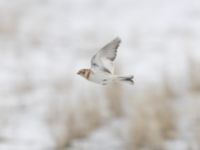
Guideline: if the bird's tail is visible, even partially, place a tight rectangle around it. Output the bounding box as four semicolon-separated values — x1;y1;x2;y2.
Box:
116;75;134;85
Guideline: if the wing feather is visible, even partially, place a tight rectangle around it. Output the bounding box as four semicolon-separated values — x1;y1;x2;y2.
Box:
100;37;121;61
91;37;121;74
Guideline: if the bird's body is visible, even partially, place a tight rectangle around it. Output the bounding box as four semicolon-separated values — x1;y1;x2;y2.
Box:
77;37;134;85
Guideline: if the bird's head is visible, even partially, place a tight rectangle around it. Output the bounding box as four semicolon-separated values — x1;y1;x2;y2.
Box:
77;69;91;79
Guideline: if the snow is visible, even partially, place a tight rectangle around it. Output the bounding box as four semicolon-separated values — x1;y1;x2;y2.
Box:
68;119;126;150
0;0;200;149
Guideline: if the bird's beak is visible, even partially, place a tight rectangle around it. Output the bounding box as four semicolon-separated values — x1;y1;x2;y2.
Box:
77;71;81;75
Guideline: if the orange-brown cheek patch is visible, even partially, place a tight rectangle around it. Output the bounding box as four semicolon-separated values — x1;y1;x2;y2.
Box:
82;70;90;80
86;70;90;79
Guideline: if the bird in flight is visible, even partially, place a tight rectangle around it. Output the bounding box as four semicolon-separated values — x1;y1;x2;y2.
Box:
77;37;134;85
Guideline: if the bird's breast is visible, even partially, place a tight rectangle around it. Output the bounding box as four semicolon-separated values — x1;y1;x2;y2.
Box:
89;72;111;84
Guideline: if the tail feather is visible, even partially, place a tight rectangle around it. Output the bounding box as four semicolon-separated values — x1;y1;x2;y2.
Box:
118;75;134;85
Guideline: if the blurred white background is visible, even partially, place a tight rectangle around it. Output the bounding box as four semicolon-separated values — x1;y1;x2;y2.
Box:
0;0;200;150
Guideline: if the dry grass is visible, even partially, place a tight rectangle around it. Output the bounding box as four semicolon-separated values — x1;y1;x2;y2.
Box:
195;119;200;150
47;76;125;149
188;54;200;92
126;80;177;150
0;9;19;36
193;95;200;149
127;109;165;150
161;71;177;99
104;82;123;117
68;99;102;139
48;102;102;149
47;82;105;149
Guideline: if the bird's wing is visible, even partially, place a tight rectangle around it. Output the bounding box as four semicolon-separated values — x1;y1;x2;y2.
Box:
91;37;121;74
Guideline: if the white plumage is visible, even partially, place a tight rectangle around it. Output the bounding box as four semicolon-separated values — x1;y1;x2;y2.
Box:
77;37;134;85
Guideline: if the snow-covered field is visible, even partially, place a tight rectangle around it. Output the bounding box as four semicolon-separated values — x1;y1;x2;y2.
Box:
0;0;200;149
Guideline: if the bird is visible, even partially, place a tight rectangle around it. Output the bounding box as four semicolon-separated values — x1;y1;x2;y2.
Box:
77;37;134;85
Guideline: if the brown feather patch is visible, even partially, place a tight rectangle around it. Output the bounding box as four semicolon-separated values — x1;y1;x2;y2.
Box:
86;70;90;79
83;69;91;80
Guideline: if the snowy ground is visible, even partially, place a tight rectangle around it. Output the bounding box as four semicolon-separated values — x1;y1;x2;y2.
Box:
68;93;200;150
0;0;200;149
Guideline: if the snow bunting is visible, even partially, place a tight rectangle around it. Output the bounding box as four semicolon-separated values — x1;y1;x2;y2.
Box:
77;37;134;85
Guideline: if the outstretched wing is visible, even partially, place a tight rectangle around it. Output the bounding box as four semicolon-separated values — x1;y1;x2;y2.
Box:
91;37;121;74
